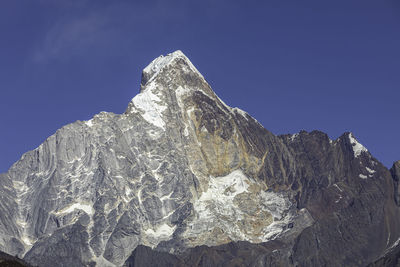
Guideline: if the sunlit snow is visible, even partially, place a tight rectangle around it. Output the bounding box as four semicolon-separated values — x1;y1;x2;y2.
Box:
366;167;375;174
348;133;368;158
131;82;167;130
144;223;176;238
54;202;94;216
85;119;93;127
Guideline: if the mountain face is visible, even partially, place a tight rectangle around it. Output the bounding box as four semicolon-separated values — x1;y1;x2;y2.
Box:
0;50;399;267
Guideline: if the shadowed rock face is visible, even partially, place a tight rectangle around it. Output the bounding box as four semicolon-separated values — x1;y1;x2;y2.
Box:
279;132;400;266
0;51;399;267
124;242;292;267
0;251;31;267
391;161;400;206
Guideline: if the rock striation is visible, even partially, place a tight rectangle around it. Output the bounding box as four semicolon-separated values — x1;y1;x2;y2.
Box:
0;50;399;267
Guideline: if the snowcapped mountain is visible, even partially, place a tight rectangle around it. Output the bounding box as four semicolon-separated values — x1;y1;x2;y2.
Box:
0;51;399;267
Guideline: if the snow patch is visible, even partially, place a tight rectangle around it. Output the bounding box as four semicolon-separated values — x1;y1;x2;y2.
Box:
196;170;249;209
21;236;34;246
185;170;251;242
332;184;344;203
260;190;291;220
145;223;176;239
142;50;204;85
366;167;375;174
183;126;189;137
186;170;294;243
191;170;250;223
386;237;400;253
348;133;368;158
160;191;173;201
13;180;28;192
54;202;94;216
13;180;29;204
333;184;343;192
122;186;133;202
130;82;167;130
262;220;289;240
335;195;343;203
85;119;93;127
175;86;190;103
290;133;299;142
144;54;175;80
16;219;27;228
359;174;368;179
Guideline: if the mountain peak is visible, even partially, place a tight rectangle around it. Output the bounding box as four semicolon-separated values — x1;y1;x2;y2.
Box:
126;50;216;130
140;50;202;87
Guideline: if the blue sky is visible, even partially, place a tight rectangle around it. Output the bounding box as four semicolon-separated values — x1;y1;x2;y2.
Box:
0;0;399;171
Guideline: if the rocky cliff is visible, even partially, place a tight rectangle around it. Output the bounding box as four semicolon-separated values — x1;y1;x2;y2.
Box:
0;51;399;267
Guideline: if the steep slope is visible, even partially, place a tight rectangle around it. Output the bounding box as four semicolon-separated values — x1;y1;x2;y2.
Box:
368;161;400;267
391;161;400;207
0;50;399;267
280;131;400;266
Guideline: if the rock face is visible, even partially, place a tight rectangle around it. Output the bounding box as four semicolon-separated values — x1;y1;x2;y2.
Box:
0;50;399;267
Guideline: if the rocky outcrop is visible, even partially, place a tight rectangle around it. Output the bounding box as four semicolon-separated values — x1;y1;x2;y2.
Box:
391;161;400;206
0;50;399;267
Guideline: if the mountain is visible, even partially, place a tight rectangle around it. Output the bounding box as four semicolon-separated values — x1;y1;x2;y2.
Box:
0;50;399;267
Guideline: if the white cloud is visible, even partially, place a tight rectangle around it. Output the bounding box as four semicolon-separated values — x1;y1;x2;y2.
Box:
33;2;147;63
31;1;210;63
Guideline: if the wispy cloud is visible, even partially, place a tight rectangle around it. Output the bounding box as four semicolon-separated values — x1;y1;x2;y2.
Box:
33;13;109;62
31;1;196;63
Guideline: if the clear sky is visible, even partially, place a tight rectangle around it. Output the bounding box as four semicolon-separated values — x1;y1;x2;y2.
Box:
0;0;399;172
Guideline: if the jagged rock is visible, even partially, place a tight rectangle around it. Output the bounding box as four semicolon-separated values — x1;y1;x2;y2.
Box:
0;50;399;267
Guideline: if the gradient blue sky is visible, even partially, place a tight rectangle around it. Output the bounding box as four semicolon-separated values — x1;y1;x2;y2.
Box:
1;0;399;171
